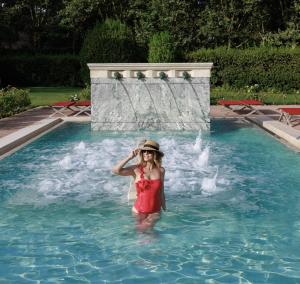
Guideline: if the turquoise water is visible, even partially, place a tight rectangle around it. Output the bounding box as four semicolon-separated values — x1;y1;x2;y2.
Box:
1;120;300;283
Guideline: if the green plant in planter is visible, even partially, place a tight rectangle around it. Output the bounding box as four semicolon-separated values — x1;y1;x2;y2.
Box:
114;71;123;80
182;71;191;80
137;71;145;80
159;71;168;80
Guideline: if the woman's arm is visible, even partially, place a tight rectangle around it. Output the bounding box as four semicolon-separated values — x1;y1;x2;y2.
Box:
160;167;166;211
112;149;139;176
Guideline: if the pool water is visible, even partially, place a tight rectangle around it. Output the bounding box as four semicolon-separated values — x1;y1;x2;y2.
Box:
1;120;300;283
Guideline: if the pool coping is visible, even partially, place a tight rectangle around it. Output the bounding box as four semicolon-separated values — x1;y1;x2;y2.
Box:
247;115;300;151
0;118;63;159
1;108;300;160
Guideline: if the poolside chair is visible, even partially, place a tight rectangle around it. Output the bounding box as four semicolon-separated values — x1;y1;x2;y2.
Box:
73;100;91;117
218;99;263;115
49;101;76;117
278;108;300;126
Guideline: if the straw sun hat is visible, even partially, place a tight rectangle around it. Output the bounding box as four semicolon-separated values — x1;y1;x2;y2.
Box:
139;140;164;157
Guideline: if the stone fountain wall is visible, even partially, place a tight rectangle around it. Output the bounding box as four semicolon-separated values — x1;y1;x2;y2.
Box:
88;63;213;131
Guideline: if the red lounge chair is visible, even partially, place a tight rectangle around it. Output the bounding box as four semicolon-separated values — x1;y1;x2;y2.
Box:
73;100;91;117
218;99;263;115
49;101;76;117
278;108;300;126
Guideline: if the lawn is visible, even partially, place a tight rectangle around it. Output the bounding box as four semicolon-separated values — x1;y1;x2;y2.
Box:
29;87;82;107
211;86;300;105
28;86;300;107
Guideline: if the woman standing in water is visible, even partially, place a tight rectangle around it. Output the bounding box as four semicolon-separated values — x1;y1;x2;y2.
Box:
112;140;166;231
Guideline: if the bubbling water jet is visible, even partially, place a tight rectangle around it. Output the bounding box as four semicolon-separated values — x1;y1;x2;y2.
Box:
196;146;210;169
59;154;73;170
193;131;202;152
201;169;219;196
75;141;86;150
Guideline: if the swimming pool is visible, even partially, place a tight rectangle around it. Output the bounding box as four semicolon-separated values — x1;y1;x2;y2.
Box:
1;120;300;283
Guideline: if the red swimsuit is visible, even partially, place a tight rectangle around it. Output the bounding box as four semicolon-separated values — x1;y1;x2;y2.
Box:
134;166;162;214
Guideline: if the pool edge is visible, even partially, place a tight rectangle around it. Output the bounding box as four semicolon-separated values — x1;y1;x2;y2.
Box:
247;116;300;151
0;118;64;159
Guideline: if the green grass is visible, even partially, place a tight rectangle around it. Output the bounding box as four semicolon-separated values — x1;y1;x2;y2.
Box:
27;86;300;107
211;86;300;105
29;87;82;107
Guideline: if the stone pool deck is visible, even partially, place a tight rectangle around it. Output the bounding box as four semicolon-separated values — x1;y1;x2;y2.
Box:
0;107;90;159
0;105;300;158
211;105;300;151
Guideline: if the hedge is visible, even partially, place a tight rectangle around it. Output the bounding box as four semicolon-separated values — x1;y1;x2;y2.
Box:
0;87;31;118
148;31;176;63
0;54;82;87
80;19;145;83
186;47;300;91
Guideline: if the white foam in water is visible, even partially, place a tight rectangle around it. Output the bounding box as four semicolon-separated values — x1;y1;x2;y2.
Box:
59;154;73;170
193;130;202;152
38;180;55;194
201;170;220;196
74;141;86;150
86;155;99;169
160;137;177;152
196;146;210;169
6;132;237;206
101;139;118;153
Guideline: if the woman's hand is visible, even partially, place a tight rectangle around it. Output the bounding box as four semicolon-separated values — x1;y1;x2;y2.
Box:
128;148;139;160
112;149;139;176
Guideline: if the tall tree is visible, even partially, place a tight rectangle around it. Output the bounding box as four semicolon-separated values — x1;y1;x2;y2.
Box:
0;0;64;50
59;0;130;53
0;1;19;48
197;0;268;48
127;0;201;51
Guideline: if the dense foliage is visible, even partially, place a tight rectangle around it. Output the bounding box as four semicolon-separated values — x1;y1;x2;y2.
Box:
0;54;81;87
187;48;300;91
1;0;299;52
0;86;31;118
79;19;142;82
1;48;299;91
1;0;300;91
148;32;176;63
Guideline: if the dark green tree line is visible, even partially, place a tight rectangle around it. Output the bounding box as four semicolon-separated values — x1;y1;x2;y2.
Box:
1;0;300;53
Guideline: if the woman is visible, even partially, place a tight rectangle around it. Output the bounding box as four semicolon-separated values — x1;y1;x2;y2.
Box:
112;140;166;230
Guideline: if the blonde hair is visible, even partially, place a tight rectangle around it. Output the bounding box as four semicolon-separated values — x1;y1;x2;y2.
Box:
138;150;163;168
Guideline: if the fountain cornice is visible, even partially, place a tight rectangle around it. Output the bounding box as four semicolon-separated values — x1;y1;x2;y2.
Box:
88;63;213;79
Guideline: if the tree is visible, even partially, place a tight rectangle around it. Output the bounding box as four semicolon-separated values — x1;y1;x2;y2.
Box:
59;0;130;52
79;19;139;82
127;0;201;51
0;1;19;48
197;0;269;48
260;0;300;47
0;0;64;50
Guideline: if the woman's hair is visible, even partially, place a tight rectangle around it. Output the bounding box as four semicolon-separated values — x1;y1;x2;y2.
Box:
138;150;163;168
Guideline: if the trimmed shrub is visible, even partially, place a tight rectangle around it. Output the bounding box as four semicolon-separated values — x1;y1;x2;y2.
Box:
148;31;176;63
0;54;82;87
80;19;142;83
0;86;31;118
186;47;300;91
